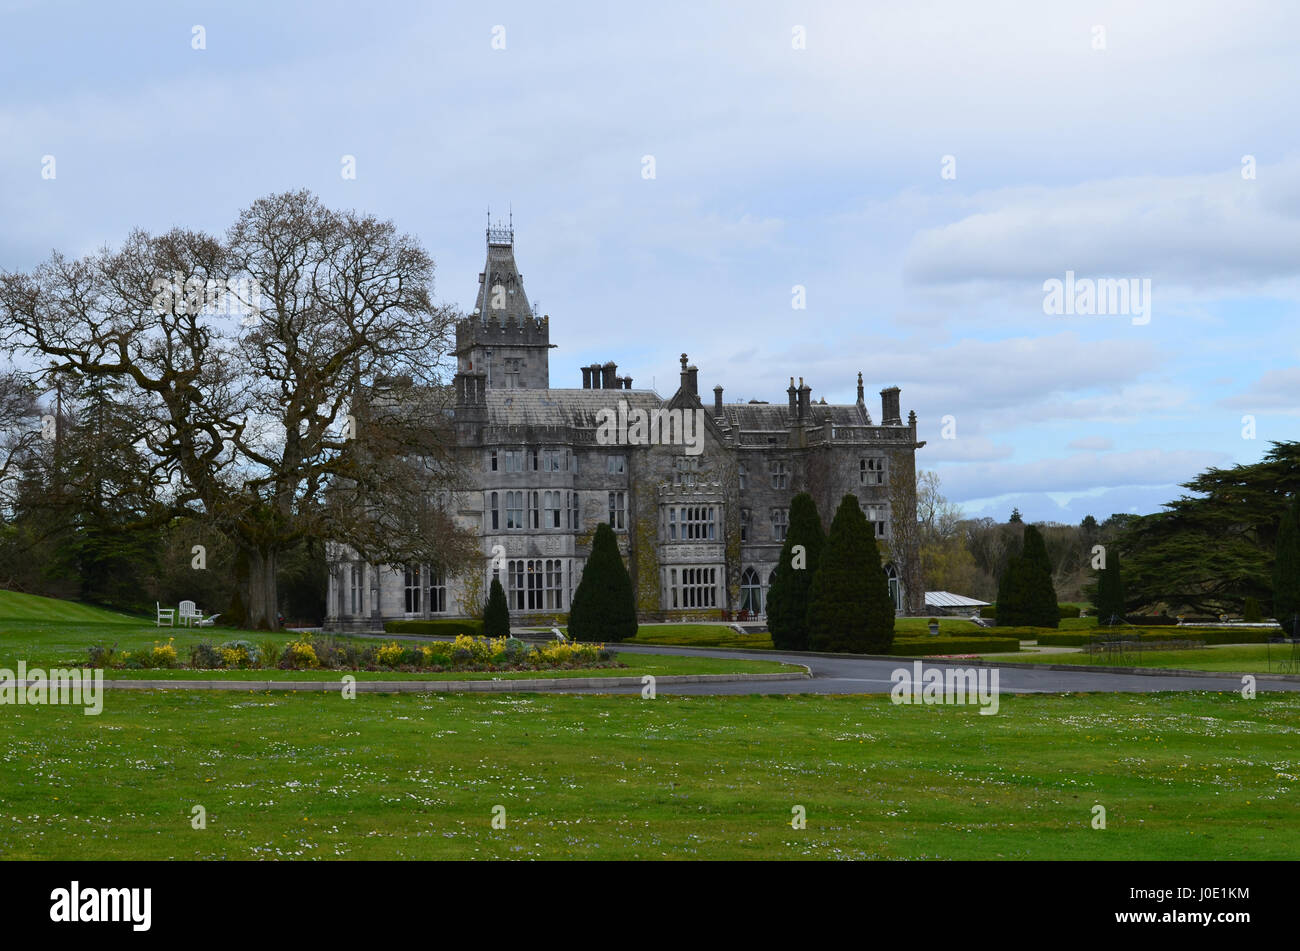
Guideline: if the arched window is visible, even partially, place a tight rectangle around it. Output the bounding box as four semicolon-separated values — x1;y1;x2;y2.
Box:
740;567;762;615
884;563;901;612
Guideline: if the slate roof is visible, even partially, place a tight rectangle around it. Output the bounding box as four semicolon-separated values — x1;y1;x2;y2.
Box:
485;388;664;428
717;401;869;431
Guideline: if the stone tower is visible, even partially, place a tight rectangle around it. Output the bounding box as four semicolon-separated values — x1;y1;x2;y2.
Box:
454;215;553;389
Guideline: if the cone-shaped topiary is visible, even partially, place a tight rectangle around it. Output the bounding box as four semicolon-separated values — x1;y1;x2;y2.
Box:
995;553;1027;627
806;494;894;653
1020;524;1059;628
766;492;825;650
1273;494;1300;636
483;575;511;637
569;522;638;642
1095;547;1126;626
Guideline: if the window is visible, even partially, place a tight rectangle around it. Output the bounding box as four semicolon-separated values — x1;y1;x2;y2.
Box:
544;491;561;528
504;358;522;388
608;491;626;530
860;457;885;485
427;566;447;614
488;450;498;472
404;564;421;615
507;559;564;611
543;449;567;472
530;448;540;471
607;454;626;475
506;491;523;529
885;563;900;611
740;566;764;615
504;450;524;472
674;457;699;486
569;490;579;530
769;460;788;489
676;567;718;608
771;507;789;541
349;564;362;614
679;505;716;540
489;492;499;531
864;502;888;538
668;507;677;540
738;463;747;491
740;508;750;542
529;490;540;529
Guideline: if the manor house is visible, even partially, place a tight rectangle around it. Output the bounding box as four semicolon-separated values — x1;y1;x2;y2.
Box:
325;224;924;629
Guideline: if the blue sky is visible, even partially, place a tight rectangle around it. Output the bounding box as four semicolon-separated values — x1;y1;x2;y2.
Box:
2;0;1297;523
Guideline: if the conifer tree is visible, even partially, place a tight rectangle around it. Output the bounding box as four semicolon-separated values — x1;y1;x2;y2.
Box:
806;494;894;653
569;522;638;642
766;493;825;650
1095;547;1126;626
1020;524;1059;628
1273;495;1300;636
483;575;510;636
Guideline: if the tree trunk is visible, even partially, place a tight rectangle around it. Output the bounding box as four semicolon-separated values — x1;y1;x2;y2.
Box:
243;547;280;630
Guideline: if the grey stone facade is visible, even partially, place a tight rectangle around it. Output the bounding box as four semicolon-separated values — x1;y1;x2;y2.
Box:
325;226;925;629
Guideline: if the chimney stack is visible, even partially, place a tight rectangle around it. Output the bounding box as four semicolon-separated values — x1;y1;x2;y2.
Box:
713;384;724;416
581;366;592;389
787;377;797;417
797;377;811;419
601;362;618;389
880;386;902;425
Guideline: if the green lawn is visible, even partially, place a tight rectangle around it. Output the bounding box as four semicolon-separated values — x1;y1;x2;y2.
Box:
998;643;1300;675
0;690;1296;859
0;589;142;625
0;619;797;681
626;618;991;650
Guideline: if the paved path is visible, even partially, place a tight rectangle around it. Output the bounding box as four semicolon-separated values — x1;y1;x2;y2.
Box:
561;644;1300;696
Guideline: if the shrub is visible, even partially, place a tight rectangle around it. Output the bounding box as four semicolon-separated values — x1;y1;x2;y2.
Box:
807;494;894;654
891;636;1019;655
1243;596;1262;623
1273;494;1300;636
766;492;825;651
1035;627;1272;647
1058;604;1082;619
87;644;118;668
569;522;638;642
374;642;407;667
282;638;319;669
218;640;259;669
483;577;511;637
259;639;282;669
151;638;180;668
189;642;225;668
384;619;485;637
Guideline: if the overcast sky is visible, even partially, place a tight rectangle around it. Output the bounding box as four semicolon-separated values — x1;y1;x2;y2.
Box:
2;0;1297;523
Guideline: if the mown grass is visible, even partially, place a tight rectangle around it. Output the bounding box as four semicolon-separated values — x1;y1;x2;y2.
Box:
0;590;142;625
0;690;1296;859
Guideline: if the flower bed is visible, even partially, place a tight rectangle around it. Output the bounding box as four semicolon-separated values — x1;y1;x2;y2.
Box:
86;634;619;673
